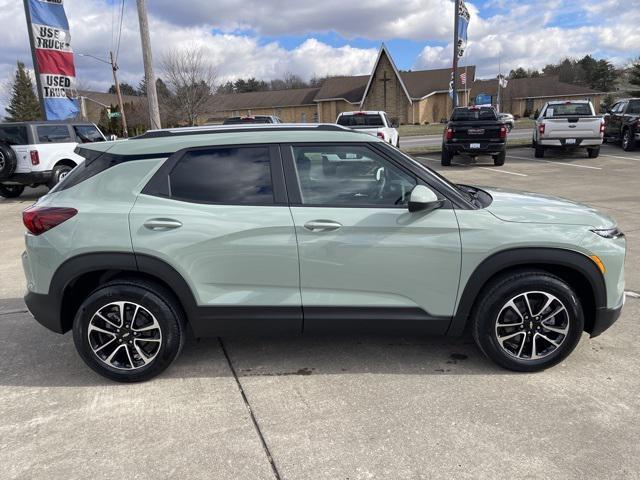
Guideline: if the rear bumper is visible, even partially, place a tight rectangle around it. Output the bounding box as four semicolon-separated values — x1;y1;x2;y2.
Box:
24;290;64;334
2;171;52;186
590;295;624;338
445;142;506;155
539;138;602;148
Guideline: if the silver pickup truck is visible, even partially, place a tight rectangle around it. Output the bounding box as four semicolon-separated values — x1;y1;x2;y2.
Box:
533;100;604;158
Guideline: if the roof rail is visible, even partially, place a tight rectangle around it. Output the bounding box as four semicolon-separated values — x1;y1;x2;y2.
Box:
132;123;349;140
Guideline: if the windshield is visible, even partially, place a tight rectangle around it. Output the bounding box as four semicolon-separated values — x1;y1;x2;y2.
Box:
545;103;592;116
74;125;105;143
451;108;497;121
337;114;384;127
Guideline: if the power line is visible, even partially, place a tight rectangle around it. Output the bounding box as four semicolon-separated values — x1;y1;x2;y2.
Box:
114;0;125;63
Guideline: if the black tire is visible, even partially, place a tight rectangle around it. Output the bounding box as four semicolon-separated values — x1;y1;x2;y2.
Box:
493;151;506;166
0;143;18;180
534;144;545;158
396;137;400;148
72;279;186;382
472;270;584;372
622;129;635;151
507;124;513;132
587;146;600;158
441;147;452;166
0;184;25;198
47;163;75;189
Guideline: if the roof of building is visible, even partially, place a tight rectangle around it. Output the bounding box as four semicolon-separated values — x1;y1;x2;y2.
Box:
208;87;321;112
314;75;369;103
470;76;603;99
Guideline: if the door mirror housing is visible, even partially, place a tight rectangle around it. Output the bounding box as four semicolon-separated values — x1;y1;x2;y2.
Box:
408;185;444;213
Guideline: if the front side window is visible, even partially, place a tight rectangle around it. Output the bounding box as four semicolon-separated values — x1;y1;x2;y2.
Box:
74;125;105;143
169;147;274;204
37;125;72;143
292;145;416;207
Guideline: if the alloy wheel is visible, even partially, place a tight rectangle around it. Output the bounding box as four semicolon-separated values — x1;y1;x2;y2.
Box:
87;301;162;370
494;291;569;360
0;151;5;171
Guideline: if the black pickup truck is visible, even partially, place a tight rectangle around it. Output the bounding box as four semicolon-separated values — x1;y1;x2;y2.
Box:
441;107;508;166
604;98;639;151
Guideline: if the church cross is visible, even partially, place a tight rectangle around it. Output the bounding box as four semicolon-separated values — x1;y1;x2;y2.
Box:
379;70;391;110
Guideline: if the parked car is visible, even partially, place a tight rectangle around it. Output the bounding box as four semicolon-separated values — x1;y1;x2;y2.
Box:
603;98;639;151
498;113;515;132
0;121;106;198
222;115;282;125
336;111;400;147
22;124;625;382
441;106;508;166
533;100;604;158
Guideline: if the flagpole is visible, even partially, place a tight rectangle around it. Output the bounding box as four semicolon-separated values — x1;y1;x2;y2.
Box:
22;0;46;119
452;0;460;111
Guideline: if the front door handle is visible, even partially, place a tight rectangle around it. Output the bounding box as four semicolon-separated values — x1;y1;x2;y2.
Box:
143;218;183;231
304;220;342;232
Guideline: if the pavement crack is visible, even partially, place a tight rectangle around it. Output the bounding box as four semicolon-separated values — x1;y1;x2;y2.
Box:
218;338;282;480
0;309;29;316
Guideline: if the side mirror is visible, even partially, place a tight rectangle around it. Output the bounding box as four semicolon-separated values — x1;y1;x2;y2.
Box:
408;185;444;213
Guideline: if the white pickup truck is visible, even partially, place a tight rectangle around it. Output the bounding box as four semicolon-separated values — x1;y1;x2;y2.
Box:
533;100;604;158
336;111;400;148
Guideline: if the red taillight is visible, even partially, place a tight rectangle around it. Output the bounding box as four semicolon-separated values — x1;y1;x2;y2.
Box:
446;127;454;140
538;124;546;135
30;150;40;165
377;131;385;140
23;206;77;236
500;125;507;138
600;121;605;134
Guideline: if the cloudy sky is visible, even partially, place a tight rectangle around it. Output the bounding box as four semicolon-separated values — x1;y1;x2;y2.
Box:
0;0;639;99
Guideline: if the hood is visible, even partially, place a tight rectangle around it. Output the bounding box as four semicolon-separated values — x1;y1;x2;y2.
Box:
483;187;615;229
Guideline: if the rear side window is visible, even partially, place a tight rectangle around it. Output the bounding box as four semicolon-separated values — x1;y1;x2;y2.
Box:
168;147;274;204
37;125;72;143
627;101;640;114
337;114;384;127
74;125;105;143
0;125;28;145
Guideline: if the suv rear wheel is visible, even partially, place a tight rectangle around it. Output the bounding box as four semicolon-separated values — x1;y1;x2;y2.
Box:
0;184;25;198
472;270;584;372
72;279;185;382
48;163;74;189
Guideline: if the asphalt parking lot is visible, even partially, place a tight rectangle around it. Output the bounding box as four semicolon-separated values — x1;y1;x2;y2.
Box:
1;143;639;479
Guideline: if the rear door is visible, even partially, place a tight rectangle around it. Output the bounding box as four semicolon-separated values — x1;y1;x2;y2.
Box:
283;142;461;334
129;144;302;335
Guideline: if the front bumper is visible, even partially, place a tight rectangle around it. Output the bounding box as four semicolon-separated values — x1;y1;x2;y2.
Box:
2;171;52;186
24;290;64;334
590;295;624;338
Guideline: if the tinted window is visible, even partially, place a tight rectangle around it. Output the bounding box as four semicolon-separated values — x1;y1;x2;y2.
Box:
37;125;72;143
0;125;28;145
626;101;640;114
337;114;385;127
223;117;272;124
451;108;497;121
292;145;416;206
169;147;273;204
74;125;105;143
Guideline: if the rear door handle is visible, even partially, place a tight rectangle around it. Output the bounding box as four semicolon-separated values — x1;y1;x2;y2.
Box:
303;220;342;232
143;218;183;231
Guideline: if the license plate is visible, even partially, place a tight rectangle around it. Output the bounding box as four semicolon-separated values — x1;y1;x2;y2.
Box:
470;143;481;149
566;139;576;145
468;129;485;135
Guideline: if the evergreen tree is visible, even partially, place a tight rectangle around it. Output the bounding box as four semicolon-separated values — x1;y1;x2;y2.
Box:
628;58;640;96
108;82;138;96
5;61;42;121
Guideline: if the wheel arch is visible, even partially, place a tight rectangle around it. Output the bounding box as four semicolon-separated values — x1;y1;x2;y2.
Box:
54;158;78;169
52;253;197;333
448;248;606;337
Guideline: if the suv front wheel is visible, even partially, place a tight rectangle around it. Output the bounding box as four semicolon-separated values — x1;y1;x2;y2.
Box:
72;279;185;382
472;271;584;372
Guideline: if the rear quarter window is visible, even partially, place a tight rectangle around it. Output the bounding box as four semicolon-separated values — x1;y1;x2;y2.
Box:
0;125;29;145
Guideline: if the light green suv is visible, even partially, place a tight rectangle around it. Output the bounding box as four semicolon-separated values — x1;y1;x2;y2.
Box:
21;124;626;382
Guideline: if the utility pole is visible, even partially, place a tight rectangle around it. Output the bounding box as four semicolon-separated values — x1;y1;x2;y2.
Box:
110;50;128;137
452;0;460;112
136;0;162;129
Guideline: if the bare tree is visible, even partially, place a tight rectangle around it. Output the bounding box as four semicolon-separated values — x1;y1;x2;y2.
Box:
162;46;216;125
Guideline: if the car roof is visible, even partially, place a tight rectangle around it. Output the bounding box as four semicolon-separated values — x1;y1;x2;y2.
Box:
338;111;385;116
78;124;380;157
0;121;96;126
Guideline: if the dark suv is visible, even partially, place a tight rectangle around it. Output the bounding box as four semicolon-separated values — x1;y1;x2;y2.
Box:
604;98;639;151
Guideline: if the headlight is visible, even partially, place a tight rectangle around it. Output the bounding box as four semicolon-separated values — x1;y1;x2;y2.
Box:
591;227;624;239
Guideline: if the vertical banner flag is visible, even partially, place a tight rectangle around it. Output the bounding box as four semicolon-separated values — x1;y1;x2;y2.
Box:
457;1;470;58
25;0;79;120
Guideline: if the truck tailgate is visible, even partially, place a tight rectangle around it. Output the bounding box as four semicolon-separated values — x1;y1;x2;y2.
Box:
451;121;503;140
543;117;602;138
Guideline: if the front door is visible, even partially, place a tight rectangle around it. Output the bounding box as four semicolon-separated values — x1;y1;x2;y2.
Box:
129;144;302;336
283;143;461;334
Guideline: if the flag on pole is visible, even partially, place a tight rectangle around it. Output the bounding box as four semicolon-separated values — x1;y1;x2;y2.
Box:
457;0;471;58
460;72;467;85
498;75;508;88
25;0;79;120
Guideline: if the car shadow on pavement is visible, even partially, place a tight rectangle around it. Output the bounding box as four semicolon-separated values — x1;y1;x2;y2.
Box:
0;186;48;204
0;299;510;388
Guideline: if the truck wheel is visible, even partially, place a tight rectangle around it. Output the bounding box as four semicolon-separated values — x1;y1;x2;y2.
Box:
587;146;600;158
396;137;400;148
47;163;75;189
493;151;506;166
441;147;452;166
0;184;24;198
72;279;186;382
534;144;545;158
0;144;18;180
622;129;635;151
472;270;584;372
